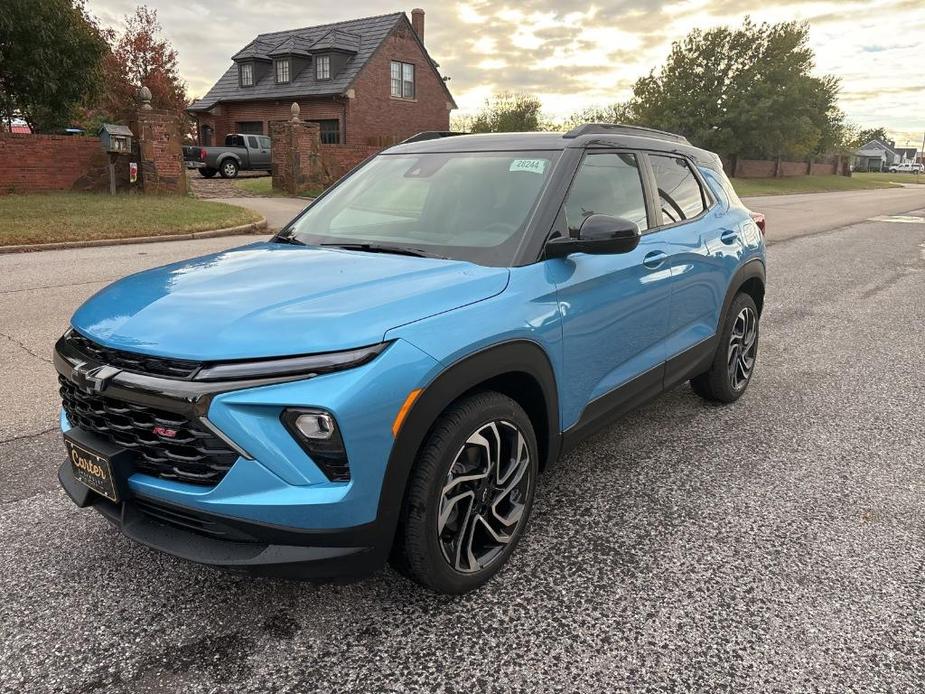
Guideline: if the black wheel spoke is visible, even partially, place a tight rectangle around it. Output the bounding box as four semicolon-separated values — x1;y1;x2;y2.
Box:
728;307;757;390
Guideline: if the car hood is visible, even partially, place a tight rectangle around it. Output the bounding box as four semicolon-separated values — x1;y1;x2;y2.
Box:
71;242;510;360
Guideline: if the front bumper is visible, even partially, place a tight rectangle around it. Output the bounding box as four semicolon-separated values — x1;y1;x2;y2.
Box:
54;334;442;578
58;459;383;579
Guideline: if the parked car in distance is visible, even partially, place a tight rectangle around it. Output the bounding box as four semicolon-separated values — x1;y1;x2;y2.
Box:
888;162;924;173
184;133;272;178
54;124;766;594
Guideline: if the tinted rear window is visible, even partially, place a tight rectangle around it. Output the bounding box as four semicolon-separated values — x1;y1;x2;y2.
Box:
649;155;706;223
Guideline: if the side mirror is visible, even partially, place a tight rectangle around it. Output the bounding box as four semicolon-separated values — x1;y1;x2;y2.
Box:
545;214;641;259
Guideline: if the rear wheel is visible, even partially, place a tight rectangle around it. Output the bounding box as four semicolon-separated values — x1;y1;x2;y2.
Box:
219;159;239;178
394;391;538;594
691;292;759;403
199;167;217;178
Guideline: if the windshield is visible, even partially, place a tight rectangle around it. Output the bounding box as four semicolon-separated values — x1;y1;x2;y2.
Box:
284;150;560;265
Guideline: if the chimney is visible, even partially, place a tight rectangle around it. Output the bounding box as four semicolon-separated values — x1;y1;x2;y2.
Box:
411;8;424;40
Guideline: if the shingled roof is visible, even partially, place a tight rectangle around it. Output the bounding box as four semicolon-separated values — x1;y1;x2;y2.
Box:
190;12;448;112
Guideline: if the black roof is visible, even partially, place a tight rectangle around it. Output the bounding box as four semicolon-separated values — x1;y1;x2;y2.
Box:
190;12;455;111
386;130;723;171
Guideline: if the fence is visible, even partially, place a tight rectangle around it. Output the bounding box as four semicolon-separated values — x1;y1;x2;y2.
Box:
722;155;844;179
0;134;129;194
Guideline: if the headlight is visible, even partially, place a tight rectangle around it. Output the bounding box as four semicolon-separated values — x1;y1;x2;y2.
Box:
281;408;349;481
195;342;389;382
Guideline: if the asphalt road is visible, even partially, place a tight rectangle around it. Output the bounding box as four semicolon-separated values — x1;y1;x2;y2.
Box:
2;192;925;692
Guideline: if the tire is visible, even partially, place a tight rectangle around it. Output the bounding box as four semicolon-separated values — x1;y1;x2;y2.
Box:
691;292;759;403
393;391;539;594
219;159;239;178
199;168;217;178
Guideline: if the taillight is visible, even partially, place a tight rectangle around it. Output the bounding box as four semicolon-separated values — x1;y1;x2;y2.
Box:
199;148;207;161
749;211;766;236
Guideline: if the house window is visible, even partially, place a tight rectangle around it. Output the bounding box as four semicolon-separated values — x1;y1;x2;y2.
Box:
316;55;331;80
275;59;290;84
239;62;254;87
390;61;415;99
308;119;341;144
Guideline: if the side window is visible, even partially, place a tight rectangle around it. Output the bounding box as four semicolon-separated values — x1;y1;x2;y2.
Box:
246;136;259;149
649;154;706;224
563;152;649;234
259;136;271;149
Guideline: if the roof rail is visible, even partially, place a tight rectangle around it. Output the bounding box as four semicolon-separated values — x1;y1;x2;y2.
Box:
401;131;465;144
563;123;689;144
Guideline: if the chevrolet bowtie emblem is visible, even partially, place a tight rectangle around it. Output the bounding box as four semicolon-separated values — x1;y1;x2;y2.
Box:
71;361;122;393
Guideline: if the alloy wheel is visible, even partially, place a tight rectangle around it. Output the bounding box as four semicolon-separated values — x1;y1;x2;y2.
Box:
437;420;531;574
727;306;757;391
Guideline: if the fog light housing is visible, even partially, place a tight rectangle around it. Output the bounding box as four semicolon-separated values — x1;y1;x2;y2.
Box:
281;408;349;481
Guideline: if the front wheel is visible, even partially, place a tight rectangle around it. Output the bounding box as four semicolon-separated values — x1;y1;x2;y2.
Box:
691;292;759;403
393;391;538;594
219;159;239;178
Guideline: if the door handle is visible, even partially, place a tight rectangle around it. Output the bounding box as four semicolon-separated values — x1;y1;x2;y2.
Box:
643;251;667;269
720;230;739;245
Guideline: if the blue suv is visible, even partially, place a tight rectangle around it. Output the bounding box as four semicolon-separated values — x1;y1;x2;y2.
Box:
55;125;765;593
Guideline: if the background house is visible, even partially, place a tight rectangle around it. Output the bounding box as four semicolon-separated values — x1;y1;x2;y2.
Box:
188;10;456;147
854;138;920;171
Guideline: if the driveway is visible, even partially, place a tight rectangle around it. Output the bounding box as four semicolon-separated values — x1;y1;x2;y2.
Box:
2;193;925;691
210;196;310;232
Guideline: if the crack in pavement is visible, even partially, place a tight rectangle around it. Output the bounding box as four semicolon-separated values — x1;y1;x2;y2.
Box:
0;278;109;296
0;426;56;445
0;331;53;364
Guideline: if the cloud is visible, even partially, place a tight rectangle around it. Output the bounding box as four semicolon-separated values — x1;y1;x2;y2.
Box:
84;0;925;134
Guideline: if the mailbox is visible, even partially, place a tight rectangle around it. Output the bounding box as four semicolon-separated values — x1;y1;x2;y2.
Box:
98;123;133;154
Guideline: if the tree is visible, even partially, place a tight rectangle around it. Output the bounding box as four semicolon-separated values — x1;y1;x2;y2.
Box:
562;102;637;129
856;127;890;146
626;19;844;160
79;6;188;130
468;92;543;133
0;0;108;131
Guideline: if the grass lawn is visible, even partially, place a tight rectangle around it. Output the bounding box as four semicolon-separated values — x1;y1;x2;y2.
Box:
233;176;320;198
854;171;925;185
732;174;903;197
0;193;261;247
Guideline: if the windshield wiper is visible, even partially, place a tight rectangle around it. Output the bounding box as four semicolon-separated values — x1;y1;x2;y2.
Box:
273;233;306;246
320;243;446;259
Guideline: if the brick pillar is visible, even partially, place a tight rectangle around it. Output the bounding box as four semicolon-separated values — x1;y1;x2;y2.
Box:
271;104;323;195
132;100;188;195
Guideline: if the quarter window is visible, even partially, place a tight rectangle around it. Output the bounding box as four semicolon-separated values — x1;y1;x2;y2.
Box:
275;59;290;84
563;153;649;234
649;154;706;223
390;61;415;98
316;55;331;80
239;62;254;87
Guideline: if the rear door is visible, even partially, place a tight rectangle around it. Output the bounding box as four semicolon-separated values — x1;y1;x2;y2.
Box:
647;153;745;378
552;150;672;429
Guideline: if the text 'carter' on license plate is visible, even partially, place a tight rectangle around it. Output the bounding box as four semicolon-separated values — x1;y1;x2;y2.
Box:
64;437;119;502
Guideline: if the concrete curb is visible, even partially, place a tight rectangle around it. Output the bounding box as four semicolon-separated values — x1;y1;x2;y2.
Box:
0;217;269;254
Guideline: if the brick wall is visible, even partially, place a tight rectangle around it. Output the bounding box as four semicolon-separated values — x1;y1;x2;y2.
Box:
320;143;381;181
0;134;129;194
725;156;842;179
346;22;452;144
197;98;345;145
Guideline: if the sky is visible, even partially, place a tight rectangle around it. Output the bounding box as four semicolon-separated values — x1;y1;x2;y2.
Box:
86;0;925;148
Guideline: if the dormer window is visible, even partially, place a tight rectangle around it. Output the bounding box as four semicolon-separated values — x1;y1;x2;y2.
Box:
239;62;254;87
316;55;331;80
275;58;291;84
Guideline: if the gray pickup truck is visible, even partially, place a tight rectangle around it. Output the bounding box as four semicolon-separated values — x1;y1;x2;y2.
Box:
183;134;272;178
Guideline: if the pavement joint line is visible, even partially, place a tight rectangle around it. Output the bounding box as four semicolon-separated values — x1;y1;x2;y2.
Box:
0;278;110;296
0;425;56;445
0;331;52;364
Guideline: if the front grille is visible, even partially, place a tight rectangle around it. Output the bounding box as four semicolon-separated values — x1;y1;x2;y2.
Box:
66;331;201;380
59;376;238;485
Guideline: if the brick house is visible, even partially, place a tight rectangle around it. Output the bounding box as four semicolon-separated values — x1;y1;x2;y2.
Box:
188;10;456;147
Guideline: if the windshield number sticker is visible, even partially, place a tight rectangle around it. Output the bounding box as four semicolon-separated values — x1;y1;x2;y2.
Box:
509;159;547;175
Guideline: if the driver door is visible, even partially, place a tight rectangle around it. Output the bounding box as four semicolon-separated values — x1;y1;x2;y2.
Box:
551;151;672;430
